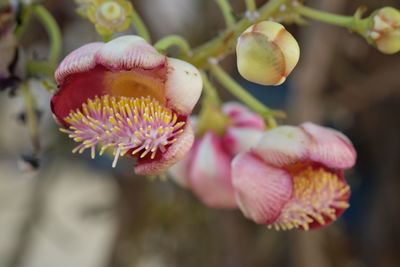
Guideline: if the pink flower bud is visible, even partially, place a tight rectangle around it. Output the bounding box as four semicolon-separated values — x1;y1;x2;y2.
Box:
232;122;356;230
169;102;265;209
52;35;203;175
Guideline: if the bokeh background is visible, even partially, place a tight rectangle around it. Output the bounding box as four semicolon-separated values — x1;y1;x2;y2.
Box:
1;0;400;266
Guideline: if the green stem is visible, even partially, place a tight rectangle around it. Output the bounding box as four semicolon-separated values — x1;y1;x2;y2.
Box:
32;5;62;67
15;5;33;39
245;0;257;13
293;4;370;37
197;71;230;136
154;35;191;57
293;5;354;27
208;63;280;128
131;8;151;43
200;71;221;106
215;0;236;27
186;0;286;67
27;61;54;77
21;83;41;154
102;34;112;42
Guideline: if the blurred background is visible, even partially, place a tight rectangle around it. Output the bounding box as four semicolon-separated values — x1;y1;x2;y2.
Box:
0;0;400;266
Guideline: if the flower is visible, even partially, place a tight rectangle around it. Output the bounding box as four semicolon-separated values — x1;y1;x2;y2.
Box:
52;35;202;175
367;7;400;54
169;102;266;209
232;122;356;230
236;21;300;86
77;0;133;36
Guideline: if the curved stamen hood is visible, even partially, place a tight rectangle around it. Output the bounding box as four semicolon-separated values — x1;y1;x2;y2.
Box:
51;35;202;175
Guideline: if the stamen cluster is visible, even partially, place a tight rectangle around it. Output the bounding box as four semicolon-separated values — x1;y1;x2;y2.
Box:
270;167;350;231
61;95;185;167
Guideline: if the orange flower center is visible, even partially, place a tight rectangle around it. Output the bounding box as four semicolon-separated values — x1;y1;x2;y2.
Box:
269;166;350;231
104;70;166;104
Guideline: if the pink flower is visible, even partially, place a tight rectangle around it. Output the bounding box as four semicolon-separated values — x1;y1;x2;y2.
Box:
232;122;357;230
51;36;202;175
169;102;266;209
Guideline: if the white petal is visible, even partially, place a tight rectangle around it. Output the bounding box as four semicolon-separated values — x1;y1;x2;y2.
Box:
253;126;311;167
95;35;166;70
223;127;264;155
165;57;202;114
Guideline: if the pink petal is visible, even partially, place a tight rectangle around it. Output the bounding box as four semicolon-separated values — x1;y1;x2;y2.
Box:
189;132;237;209
51;66;109;125
222;127;264;155
168;141;199;188
95;35;166;70
252;126;311;167
222;102;265;130
134;123;194;176
232;152;292;224
55;42;104;85
165;58;203;115
300;122;356;169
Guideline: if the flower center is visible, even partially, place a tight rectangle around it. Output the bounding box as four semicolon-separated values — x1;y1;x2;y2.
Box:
99;2;123;21
60;95;185;167
269;166;350;231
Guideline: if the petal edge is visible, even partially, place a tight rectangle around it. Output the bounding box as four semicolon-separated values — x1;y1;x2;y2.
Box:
301;122;356;169
55;42;104;84
232;152;292;224
165;58;202;115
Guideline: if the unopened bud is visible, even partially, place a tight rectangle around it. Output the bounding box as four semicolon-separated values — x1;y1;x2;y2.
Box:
85;0;133;36
368;7;400;54
236;21;300;86
99;1;123;21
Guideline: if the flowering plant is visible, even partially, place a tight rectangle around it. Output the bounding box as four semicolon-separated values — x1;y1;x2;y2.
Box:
2;0;399;234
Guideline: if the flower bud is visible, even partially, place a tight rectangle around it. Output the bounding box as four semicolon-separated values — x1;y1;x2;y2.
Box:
82;0;133;36
368;7;400;54
236;21;300;86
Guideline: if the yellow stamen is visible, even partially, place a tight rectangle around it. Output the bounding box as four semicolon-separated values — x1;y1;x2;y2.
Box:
61;95;185;168
271;167;350;231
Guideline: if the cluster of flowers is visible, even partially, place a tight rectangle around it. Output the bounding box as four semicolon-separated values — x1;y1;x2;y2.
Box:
170;103;356;230
52;30;356;230
1;0;398;230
